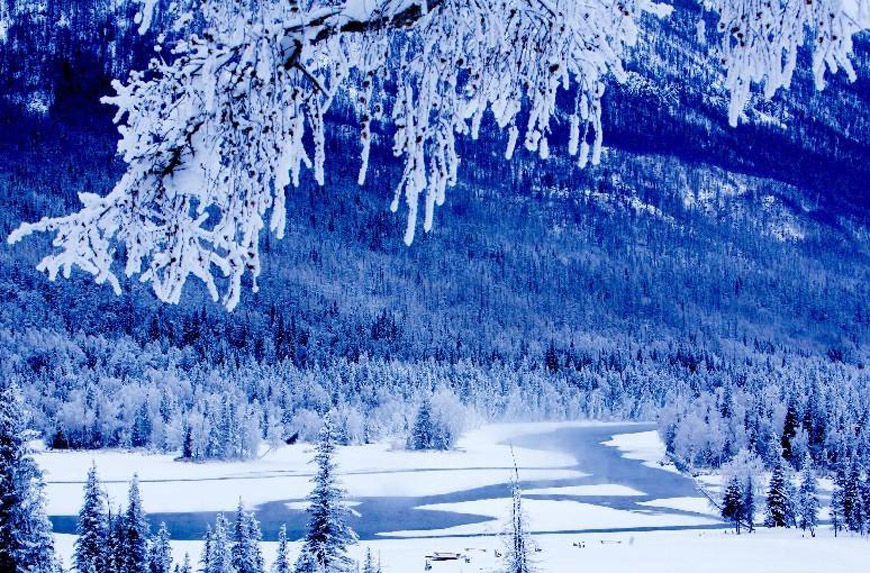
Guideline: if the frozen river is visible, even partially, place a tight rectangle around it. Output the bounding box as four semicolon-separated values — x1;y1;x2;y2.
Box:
49;423;717;541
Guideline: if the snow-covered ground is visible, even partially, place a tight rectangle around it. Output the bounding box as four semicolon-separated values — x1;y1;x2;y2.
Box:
44;422;870;572
37;422;585;515
602;430;681;475
52;527;870;573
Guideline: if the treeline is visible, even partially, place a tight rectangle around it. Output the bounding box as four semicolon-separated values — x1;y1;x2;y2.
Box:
8;317;870;473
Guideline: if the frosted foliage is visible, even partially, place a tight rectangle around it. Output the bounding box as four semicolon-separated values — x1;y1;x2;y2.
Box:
7;0;670;310
8;0;869;309
703;0;870;126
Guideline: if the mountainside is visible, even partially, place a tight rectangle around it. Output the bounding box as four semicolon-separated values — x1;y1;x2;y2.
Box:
3;2;869;362
1;0;869;458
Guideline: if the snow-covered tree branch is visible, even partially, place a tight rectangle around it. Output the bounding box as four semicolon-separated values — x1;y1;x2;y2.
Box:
702;0;870;126
7;0;869;310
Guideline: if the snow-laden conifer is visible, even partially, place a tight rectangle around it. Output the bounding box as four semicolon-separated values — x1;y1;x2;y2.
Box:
75;463;109;573
295;415;358;573
232;501;265;573
0;384;59;573
122;475;151;573
207;515;234;573
149;522;173;573
273;524;291;573
764;455;796;528
796;457;819;536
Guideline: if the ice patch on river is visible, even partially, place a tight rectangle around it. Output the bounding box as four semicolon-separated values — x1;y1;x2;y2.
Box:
525;484;645;497
383;497;720;538
637;497;717;516
602;430;681;475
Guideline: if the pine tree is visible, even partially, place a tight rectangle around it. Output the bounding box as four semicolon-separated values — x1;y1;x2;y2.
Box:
122;475;150;573
75;463;109;573
501;455;534;573
361;549;376;573
108;505;127;573
181;423;193;460
831;469;846;537
721;476;745;533
132;402;153;448
149;522;173;573
208;515;235;573
273;525;291;573
200;525;214;573
721;473;756;534
409;399;435;450
0;384;59;573
175;554;192;573
844;459;866;534
232;501;265;573
781;402;799;464
796;458;819;536
743;475;757;532
295;416;358;573
765;458;796;528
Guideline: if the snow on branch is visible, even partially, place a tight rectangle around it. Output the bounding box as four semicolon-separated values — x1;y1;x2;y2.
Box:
9;0;670;309
8;0;869;310
702;0;870;126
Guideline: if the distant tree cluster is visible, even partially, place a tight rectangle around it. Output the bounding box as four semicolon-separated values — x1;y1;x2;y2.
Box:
660;358;870;476
713;436;870;540
407;392;465;451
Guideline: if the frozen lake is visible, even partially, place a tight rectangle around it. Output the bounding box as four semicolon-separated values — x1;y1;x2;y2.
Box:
48;423;718;541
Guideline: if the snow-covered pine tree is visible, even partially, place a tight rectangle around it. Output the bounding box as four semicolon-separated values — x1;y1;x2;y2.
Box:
75;463;109;573
122;475;150;573
361;548;376;573
720;448;761;533
295;416;358;573
409;399;435;450
831;469;846;537
232;501;265;573
132;402;153;448
781;401;799;465
796;457;819;536
765;457;796;528
149;522;173;573
273;524;291;573
843;458;866;534
743;475;757;533
207;515;234;573
200;525;214;573
0;384;59;573
181;424;193;460
721;476;745;533
175;554;192;573
108;505;127;573
501;454;535;573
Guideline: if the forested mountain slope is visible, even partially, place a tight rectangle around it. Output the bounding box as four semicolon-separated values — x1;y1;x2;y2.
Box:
1;0;869;467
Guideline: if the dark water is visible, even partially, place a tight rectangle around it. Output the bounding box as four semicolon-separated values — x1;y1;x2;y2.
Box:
50;423;719;541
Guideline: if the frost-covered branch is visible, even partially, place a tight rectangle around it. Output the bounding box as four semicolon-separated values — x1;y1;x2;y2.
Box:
8;0;869;310
702;0;870;126
9;0;670;309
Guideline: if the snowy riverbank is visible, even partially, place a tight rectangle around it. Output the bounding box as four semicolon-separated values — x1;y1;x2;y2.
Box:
43;422;870;572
